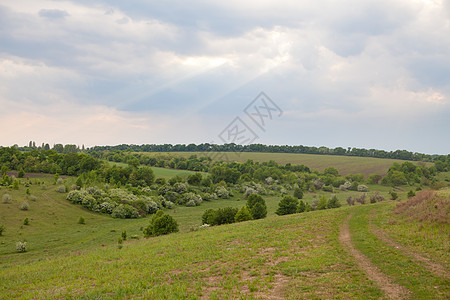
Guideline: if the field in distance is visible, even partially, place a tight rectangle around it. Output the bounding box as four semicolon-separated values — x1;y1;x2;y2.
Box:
139;151;431;177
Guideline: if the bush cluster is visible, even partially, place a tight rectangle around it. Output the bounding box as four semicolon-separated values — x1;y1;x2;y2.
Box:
143;210;179;237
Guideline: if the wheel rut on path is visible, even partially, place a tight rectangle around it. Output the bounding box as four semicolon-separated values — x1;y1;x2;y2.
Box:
339;214;410;299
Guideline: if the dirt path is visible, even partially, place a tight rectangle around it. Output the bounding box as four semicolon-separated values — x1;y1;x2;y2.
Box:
339;214;410;299
369;222;449;280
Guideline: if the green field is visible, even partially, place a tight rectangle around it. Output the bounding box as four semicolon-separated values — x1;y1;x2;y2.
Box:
1;174;448;298
140;152;430;177
108;161;200;179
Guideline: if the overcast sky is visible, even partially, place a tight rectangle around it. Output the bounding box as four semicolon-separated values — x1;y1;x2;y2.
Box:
0;0;449;154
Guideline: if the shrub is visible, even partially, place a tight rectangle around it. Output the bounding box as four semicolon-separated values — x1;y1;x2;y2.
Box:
78;216;85;224
26;188;30;195
173;182;187;194
216;186;230;199
246;194;267;219
316;196;328;210
367;174;382;184
214;207;238;225
56;185;67;193
29;195;37;202
144;210;179;237
369;192;384;203
357;185;369;192
202;209;216;225
407;190;416;198
183;193;202;206
327;195;341;208
349;181;359;191
2;193;12;203
355;194;366;204
41;184;47;190
323;185;333;192
12;179;19;190
244;187;257;199
19;201;29;211
297;200;306;213
111;204;139;219
293;188;303;199
23;218;29;225
235;206;253;222
347;196;355;206
0;224;5;235
276;195;299;215
389;191;398;200
118;237;123;244
121;231;127;241
16;241;27;253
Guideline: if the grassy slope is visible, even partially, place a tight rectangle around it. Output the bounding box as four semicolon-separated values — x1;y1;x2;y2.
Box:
140;152;430;177
1;176;448;298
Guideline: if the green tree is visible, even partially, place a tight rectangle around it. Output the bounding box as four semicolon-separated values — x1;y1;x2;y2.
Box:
324;167;339;176
293;188;303;199
276;195;299;215
235;206;253;222
187;173;202;185
367;174;382;184
316;196;328;210
144;210;179;236
297;200;306;213
327;195;341;208
246;194;267;219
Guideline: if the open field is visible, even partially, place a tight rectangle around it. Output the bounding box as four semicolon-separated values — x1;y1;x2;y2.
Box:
139;152;431;177
1;173;448;298
108;161;200;179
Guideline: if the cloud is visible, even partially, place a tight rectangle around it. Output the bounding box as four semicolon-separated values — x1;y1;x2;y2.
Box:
0;0;449;153
38;9;69;20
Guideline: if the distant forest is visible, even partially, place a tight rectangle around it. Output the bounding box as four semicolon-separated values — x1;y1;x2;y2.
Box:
13;142;448;162
87;143;446;162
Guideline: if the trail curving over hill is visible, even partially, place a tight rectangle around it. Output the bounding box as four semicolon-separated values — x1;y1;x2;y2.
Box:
339;214;410;299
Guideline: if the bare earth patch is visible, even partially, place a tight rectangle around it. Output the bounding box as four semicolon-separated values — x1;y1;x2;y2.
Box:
339;214;410;299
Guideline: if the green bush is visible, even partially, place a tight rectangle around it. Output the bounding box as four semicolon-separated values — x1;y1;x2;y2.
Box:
202;209;216;225
23;218;29;225
297;200;306;213
247;194;267;219
0;224;5;236
293;188;303;199
407;190;416;198
121;230;127;241
327;195;341;208
235;206;253;222
276;195;298;215
389;191;398;200
357;185;369;192
111;204;139;219
144;210;179;237
316;196;328;210
78;216;85;224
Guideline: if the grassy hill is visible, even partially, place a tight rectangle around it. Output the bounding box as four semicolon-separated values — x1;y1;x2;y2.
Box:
0;175;448;298
139;152;431;177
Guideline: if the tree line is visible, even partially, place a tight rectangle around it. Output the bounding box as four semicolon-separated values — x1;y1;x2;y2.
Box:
87;143;447;162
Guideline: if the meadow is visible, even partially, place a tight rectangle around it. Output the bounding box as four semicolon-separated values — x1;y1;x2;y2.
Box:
0;170;448;298
139;151;431;177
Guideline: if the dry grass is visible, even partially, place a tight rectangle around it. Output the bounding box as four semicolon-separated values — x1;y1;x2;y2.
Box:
394;190;450;224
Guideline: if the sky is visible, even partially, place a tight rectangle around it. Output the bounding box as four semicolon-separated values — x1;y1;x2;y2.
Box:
0;0;449;154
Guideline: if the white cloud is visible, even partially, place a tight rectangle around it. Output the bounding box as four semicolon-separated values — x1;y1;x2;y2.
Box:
0;0;449;153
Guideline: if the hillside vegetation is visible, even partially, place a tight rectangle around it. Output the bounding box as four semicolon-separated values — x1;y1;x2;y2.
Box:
1;191;448;298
